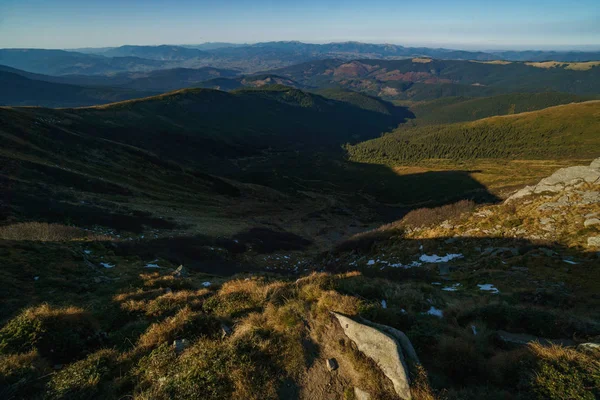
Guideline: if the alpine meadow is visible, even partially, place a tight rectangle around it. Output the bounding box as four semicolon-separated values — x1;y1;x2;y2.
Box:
1;1;599;399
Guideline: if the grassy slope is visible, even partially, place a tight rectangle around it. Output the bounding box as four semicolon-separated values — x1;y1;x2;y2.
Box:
404;92;598;126
0;70;155;107
347;101;600;164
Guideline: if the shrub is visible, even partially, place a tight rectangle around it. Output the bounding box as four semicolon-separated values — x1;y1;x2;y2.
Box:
46;349;118;399
401;200;476;228
0;222;108;241
137;307;220;348
0;351;49;399
0;304;99;363
520;343;600;400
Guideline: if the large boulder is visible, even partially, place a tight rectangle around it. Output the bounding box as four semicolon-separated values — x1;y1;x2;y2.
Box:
507;158;600;202
332;312;412;400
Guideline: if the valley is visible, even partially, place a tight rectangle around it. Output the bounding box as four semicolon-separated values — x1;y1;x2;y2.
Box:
1;40;599;400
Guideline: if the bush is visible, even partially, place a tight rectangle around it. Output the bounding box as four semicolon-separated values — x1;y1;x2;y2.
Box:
520;343;600;400
0;351;49;399
46;349;118;399
401;200;476;228
0;304;99;363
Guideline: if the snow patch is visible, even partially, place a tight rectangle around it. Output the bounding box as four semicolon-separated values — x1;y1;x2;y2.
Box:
145;263;161;268
202;282;212;287
563;260;578;265
426;306;443;318
381;300;387;309
419;253;463;263
471;325;478;335
442;283;461;292
477;284;499;294
100;262;115;269
367;260;375;266
83;250;92;255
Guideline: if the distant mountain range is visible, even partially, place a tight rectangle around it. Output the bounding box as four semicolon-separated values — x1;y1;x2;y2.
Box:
2;42;599;76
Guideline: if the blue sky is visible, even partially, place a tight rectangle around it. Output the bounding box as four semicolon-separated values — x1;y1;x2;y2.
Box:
0;0;598;50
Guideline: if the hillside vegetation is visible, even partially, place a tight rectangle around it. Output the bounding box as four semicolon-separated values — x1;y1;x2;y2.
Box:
403;92;597;126
347;101;600;164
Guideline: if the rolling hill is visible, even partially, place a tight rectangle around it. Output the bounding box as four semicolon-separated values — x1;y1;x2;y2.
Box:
0;69;155;107
403;92;598;126
346;101;600;164
269;58;600;100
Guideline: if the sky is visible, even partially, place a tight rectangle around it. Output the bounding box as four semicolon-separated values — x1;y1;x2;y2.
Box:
0;0;598;50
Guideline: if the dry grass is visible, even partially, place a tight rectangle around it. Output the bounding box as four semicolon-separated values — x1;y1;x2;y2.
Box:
0;222;109;241
525;61;600;70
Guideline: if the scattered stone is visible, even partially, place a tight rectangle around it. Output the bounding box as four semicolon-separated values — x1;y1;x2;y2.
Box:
584;218;600;227
440;221;454;229
172;339;189;354
588;237;600;248
173;265;188;278
585;212;599;218
332;312;412;399
326;358;338;371
221;324;232;339
354;387;371;400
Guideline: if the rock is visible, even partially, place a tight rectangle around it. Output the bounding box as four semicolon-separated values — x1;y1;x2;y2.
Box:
165;287;173;294
584;218;600;227
332;312;412;400
506;158;600;202
326;358;338;371
585;212;599;218
539;217;555;225
354;387;371;400
221;324;232;339
440;221;453;229
577;342;600;355
360;318;420;366
172;339;189;354
497;330;574;347
173;265;188;278
588;237;600;248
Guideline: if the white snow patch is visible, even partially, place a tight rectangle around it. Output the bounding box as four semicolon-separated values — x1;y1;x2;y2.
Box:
34;276;39;281
366;260;375;266
145;263;161;269
426;306;443;318
471;325;478;335
442;283;461;292
389;261;423;269
381;300;387;309
100;263;115;269
83;250;92;255
563;260;578;265
477;284;499;294
419;253;463;263
431;282;442;285
202;282;212;287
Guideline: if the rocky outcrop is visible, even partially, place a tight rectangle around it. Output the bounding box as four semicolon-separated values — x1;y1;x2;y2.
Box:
506;158;600;202
332;312;413;400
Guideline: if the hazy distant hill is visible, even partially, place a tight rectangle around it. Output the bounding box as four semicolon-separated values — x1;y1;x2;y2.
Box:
2;42;599;76
269;58;600;99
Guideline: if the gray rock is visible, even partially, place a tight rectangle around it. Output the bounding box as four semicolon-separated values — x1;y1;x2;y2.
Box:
333;312;412;400
506;159;600;202
588;237;600;248
221;324;232;339
354;387;371;400
585;212;599;218
172;339;189;354
173;265;188;278
584;218;600;227
577;342;600;355
326;358;338;371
